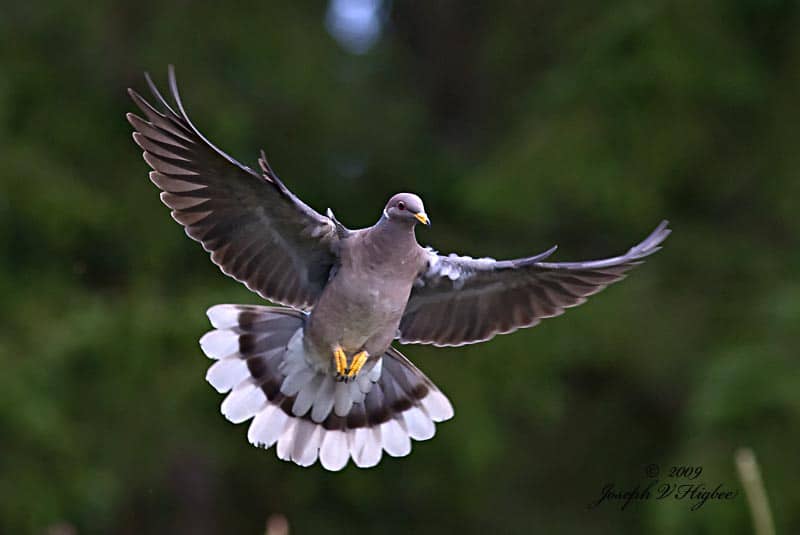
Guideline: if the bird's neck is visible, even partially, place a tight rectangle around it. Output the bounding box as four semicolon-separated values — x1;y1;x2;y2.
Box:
367;217;417;253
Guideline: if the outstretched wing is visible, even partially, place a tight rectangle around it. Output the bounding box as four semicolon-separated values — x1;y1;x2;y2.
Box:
128;66;341;309
398;221;671;346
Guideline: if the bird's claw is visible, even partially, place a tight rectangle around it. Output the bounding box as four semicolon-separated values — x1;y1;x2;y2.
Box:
333;346;348;381
347;350;368;380
333;347;368;383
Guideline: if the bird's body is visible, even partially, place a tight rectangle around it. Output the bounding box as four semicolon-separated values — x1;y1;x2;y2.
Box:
307;215;426;360
128;67;671;470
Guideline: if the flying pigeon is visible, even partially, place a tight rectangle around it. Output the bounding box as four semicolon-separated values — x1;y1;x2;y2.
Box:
127;67;671;471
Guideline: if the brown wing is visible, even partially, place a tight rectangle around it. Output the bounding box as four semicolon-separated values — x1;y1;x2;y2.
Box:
398;221;671;346
128;66;341;309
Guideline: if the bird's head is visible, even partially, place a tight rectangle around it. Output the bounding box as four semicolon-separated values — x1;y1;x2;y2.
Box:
383;193;430;227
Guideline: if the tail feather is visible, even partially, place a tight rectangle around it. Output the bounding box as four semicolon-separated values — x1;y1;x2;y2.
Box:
247;404;286;449
320;428;349;471
200;304;454;471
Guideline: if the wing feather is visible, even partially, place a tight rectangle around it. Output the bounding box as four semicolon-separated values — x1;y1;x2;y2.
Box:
399;221;670;346
128;66;342;309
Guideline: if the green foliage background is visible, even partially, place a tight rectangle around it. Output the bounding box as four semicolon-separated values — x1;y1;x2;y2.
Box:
1;1;798;533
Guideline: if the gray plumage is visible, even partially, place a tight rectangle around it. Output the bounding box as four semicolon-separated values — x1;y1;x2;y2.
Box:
128;66;671;470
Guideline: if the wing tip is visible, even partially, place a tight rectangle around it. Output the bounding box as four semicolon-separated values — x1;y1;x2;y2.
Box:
127;87;154;113
517;244;558;266
124;111;139;127
628;219;672;259
258;149;275;181
167;64;184;115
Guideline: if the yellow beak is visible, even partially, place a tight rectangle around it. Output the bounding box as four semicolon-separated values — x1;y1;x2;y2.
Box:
414;212;431;226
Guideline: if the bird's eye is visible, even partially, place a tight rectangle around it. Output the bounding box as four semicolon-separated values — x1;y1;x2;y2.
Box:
397;201;406;210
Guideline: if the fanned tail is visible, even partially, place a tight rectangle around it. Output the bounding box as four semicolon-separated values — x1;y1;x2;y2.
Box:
200;304;454;470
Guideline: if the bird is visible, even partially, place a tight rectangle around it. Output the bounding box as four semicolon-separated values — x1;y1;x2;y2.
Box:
127;66;671;471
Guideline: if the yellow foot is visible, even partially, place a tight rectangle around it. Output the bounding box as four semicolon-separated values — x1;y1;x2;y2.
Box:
333;346;348;381
333;348;369;383
346;351;369;380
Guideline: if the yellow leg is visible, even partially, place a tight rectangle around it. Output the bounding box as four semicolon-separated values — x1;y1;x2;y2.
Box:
346;351;369;379
333;346;348;378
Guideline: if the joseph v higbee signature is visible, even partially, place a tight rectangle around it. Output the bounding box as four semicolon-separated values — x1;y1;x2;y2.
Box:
587;464;739;511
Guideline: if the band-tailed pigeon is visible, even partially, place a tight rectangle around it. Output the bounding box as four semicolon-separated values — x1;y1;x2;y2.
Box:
127;67;671;471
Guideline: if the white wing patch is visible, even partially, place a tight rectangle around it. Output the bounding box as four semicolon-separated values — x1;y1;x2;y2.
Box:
417;248;497;290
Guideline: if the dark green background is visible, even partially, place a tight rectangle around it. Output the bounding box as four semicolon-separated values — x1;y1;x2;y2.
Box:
2;1;798;533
